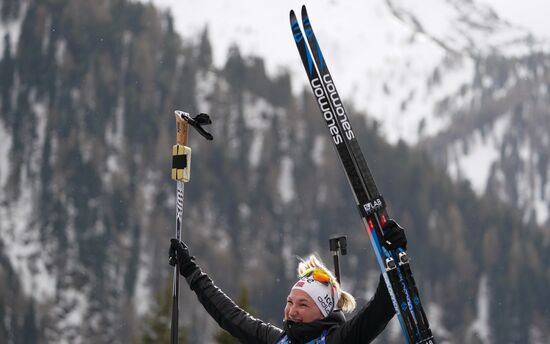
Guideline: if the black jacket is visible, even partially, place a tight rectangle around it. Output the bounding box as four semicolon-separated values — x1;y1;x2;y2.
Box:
185;266;395;343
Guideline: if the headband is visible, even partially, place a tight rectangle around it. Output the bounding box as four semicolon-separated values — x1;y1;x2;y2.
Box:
291;270;339;317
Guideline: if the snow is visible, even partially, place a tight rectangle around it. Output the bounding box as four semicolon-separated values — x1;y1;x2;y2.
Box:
241;93;282;168
0;119;11;188
467;274;491;343
141;170;160;219
238;203;251;220
31;98;48;173
195;69;217;116
390;0;457;39
449;132;499;194
0;95;57;301
378;0;544;56
360;10;450;143
447;112;510;195
426;302;452;340
0;167;57;301
143;0;434;140
529;325;546;344
316;183;327;204
533;176;549;224
55;39;67;66
249;132;263;168
103;91;125;188
142;0;549;145
242;94;275;131
55;287;89;331
311;135;325;166
493;72;516;100
515;138;550;224
477;0;550;41
0;2;28;55
134;254;152;315
278;156;295;203
104;32;130;189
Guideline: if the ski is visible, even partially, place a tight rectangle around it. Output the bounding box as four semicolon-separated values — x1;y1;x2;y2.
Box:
289;9;416;342
290;6;435;343
299;7;435;341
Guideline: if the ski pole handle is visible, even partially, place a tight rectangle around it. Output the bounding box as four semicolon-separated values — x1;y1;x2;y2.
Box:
176;111;190;145
172;112;192;183
329;236;347;284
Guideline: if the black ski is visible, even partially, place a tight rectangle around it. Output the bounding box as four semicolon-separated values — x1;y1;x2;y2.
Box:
299;7;435;341
289;9;415;342
290;6;435;343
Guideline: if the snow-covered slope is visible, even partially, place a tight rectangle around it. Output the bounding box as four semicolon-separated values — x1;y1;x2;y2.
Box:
146;0;548;140
147;0;550;224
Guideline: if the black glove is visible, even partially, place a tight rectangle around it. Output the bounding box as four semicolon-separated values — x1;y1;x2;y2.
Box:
169;239;198;277
382;219;407;250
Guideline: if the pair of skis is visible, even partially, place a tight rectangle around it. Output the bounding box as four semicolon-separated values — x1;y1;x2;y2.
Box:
290;6;435;343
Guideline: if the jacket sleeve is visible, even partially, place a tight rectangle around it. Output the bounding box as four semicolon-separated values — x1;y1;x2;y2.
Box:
333;274;396;343
185;267;284;344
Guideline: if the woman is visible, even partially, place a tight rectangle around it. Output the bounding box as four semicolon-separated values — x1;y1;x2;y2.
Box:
169;219;407;343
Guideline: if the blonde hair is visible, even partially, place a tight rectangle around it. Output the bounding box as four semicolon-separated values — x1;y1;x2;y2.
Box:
297;255;357;313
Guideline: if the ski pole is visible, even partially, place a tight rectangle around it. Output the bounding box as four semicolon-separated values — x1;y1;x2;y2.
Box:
171;110;213;344
329;236;347;285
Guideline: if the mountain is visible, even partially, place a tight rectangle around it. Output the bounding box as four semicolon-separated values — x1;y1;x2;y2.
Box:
1;0;549;343
150;0;550;227
383;0;550;227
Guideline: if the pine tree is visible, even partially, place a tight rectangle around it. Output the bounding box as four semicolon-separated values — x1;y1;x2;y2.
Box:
1;34;14;114
224;45;246;95
139;277;187;344
197;27;213;71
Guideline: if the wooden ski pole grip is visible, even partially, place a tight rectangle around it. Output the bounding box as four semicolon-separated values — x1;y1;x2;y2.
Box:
172;112;192;182
176;112;189;146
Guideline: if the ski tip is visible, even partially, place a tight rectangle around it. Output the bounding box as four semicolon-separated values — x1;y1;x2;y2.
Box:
289;9;296;22
301;4;308;17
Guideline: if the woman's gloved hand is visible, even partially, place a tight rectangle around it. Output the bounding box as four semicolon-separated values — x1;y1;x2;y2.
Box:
169;239;198;277
382;219;407;250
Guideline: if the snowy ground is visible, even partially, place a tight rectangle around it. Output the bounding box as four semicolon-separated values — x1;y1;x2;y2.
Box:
478;0;549;38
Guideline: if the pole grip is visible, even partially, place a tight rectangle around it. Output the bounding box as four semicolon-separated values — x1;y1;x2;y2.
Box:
173;113;192;182
176;112;189;145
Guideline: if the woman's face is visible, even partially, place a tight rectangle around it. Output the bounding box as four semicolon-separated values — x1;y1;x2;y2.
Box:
284;289;323;323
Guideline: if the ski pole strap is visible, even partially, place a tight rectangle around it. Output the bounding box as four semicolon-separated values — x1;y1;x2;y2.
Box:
172;144;192;182
358;196;386;217
175;110;214;141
